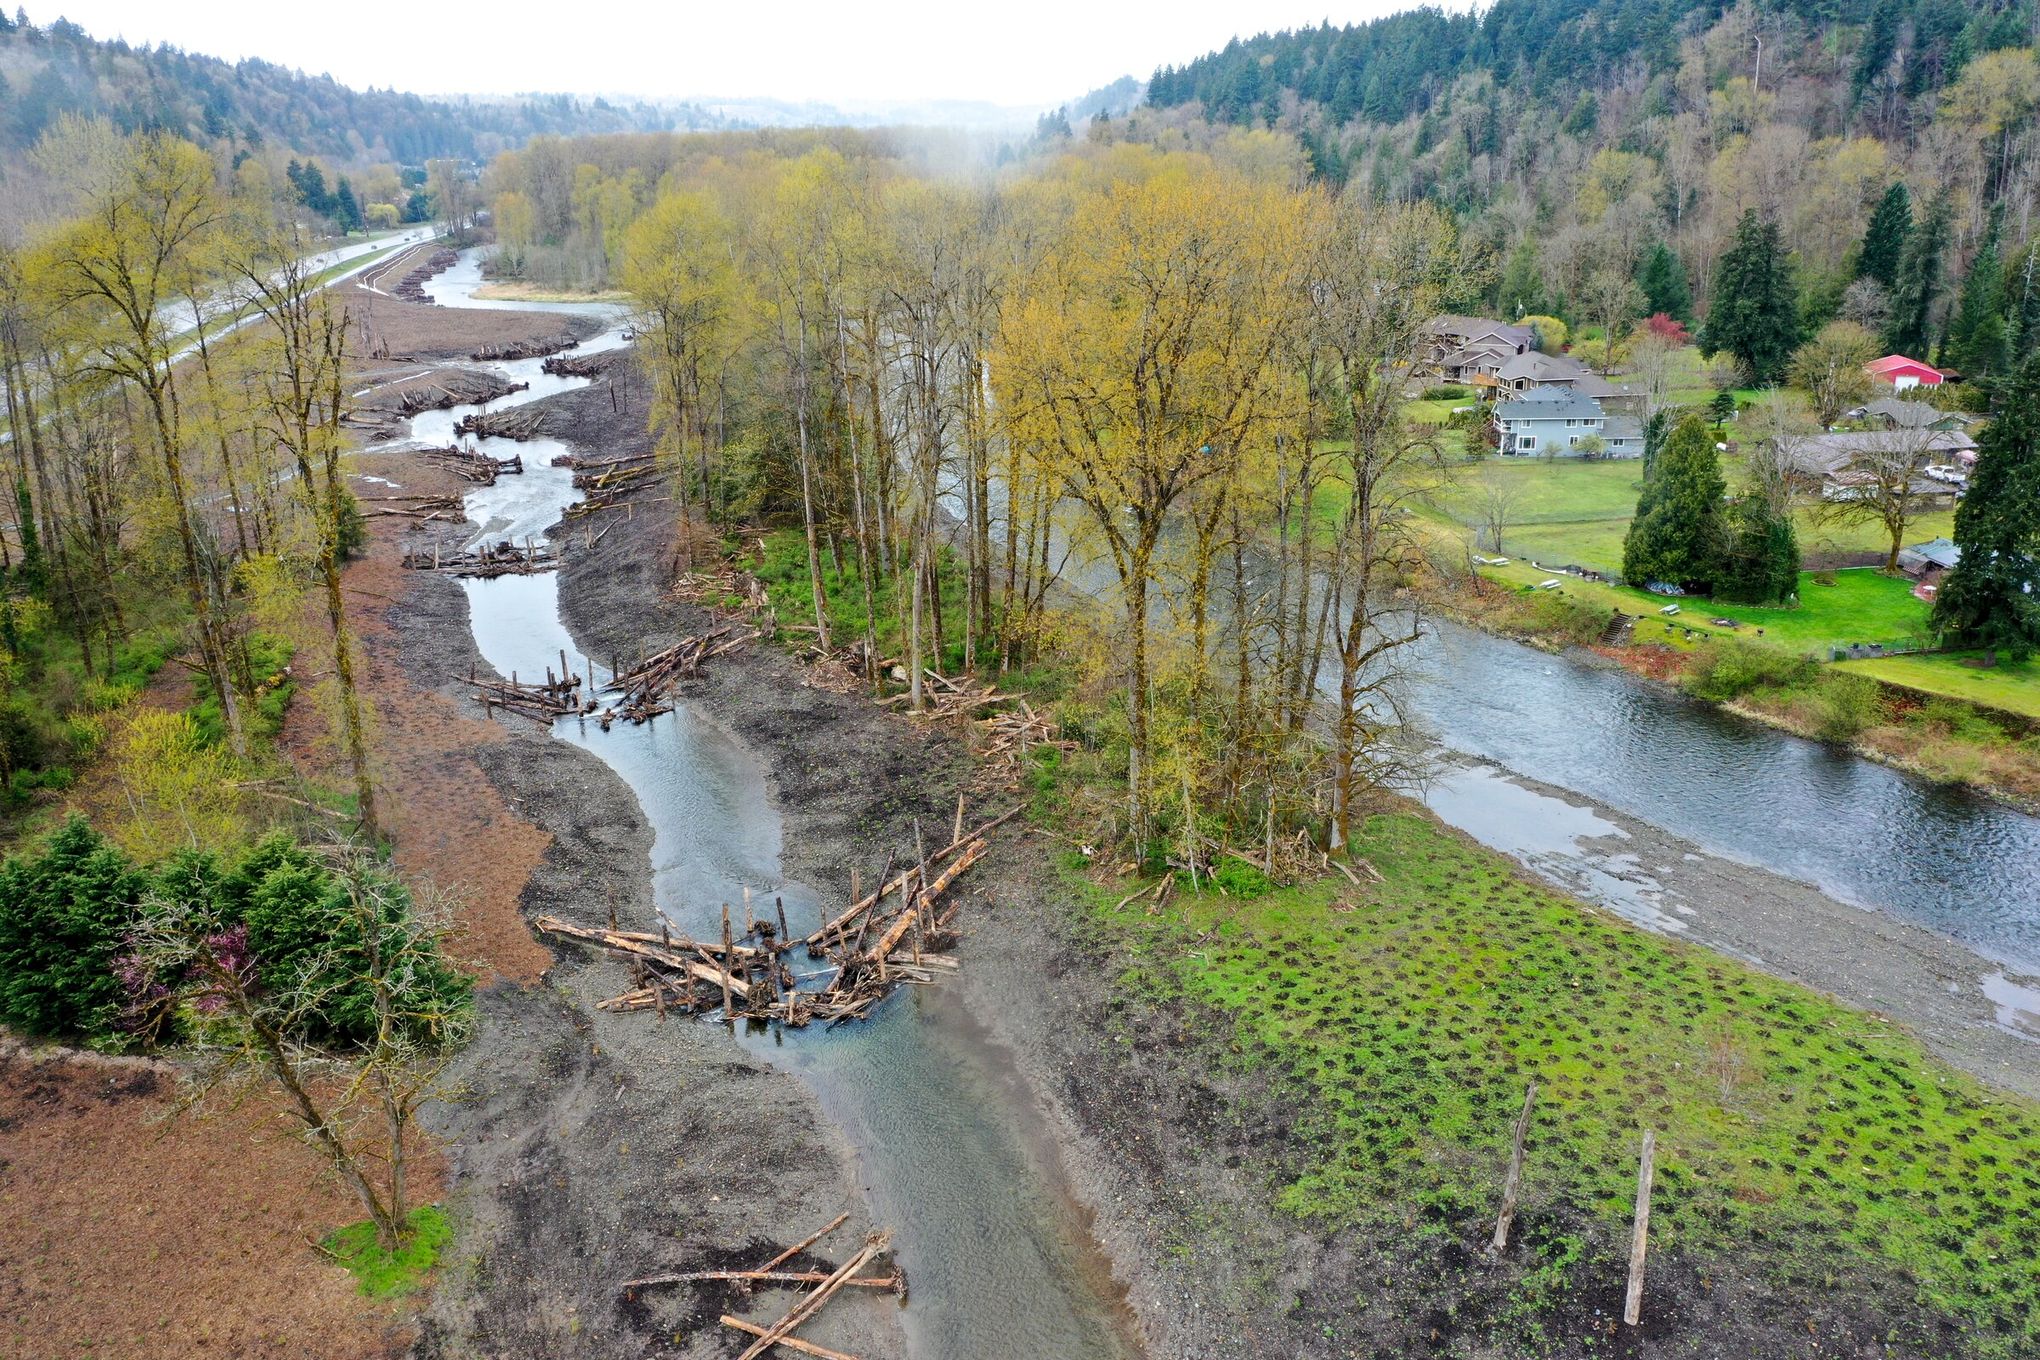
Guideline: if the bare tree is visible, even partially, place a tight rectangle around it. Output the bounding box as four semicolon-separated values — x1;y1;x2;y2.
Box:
1813;424;1943;570
1472;461;1523;553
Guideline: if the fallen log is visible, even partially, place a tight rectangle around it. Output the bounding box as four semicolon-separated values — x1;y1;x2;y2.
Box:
804;807;1020;949
623;1269;901;1291
454;405;548;441
417;444;522;484
541;350;618;378
734;1234;888;1360
471;332;580;362
718;1318;863;1360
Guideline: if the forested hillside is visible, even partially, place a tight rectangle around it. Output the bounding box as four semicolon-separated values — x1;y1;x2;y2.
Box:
0;11;716;170
1143;0;2040;353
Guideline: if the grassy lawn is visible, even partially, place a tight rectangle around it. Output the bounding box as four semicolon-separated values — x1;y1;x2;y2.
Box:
1838;652;2040;721
1084;811;2040;1352
1465;559;1932;657
1421;450;1956;578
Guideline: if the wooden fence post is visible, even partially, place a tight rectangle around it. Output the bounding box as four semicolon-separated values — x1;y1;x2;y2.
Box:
1624;1129;1657;1327
1489;1082;1538;1256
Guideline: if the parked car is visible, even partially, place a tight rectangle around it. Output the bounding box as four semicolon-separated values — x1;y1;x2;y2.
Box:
1924;463;1963;484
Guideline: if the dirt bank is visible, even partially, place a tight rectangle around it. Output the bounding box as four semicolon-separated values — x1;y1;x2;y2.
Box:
339;282;601;365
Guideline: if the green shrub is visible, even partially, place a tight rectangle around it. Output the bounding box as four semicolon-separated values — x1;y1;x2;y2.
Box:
1422;384;1470;401
190;633;295;748
1206;855;1275;899
0;817;148;1042
1521;592;1611;646
1805;674;1886;743
1682;639;1818;702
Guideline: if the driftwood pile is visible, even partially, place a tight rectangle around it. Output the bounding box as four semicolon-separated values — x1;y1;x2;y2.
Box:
879;669;1022;721
624;1215;901;1360
453;406;548;441
403;538;557;578
390;248;458;303
419;444;522;484
975;700;1073;789
567;452;660;489
459;650;585;723
359;492;463;523
470;332;580;362
673;564;775;621
378;370;527;417
534;807;1011;1027
541;350;616;378
597;625;755;726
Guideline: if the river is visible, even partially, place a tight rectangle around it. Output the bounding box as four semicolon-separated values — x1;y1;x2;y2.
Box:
1407;619;2040;977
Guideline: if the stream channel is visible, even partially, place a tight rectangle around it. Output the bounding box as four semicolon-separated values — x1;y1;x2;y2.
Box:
399;251;1140;1359
391;248;2040;1355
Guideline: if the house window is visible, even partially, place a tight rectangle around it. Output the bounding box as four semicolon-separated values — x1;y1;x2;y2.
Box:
1568;436;1580;447
1517;436;1536;452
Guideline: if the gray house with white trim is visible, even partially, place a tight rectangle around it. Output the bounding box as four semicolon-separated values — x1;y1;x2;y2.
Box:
1492;385;1639;457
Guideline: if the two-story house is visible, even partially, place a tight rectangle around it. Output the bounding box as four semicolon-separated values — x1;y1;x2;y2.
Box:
1492;385;1639;457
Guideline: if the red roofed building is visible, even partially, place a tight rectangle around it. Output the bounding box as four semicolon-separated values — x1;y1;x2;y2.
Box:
1864;354;1944;391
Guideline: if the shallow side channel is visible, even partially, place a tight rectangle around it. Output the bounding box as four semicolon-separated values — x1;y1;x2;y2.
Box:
412;268;1137;1359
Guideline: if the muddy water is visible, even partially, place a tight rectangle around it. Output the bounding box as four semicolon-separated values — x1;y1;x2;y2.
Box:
397;252;1137;1360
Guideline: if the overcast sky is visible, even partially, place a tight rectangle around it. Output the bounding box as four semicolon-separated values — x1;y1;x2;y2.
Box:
35;1;1434;109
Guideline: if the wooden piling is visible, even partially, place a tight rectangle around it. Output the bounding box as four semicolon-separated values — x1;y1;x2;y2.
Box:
1489;1082;1538;1256
1624;1129;1657;1326
720;905;735;1020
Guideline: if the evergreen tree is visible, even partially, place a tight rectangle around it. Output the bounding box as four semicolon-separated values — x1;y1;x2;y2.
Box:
1932;355;2040;663
1856;183;1912;289
1497;238;1543;318
1852;0;1902;103
1885;193;1951;358
0;817;147;1041
1709;389;1738;426
2010;242;2040;363
1948;212;2010;378
333;176;364;233
1717;494;1801;604
1622;414;1728;591
1700;210;1798;385
1637;241;1692;322
14;478;44;597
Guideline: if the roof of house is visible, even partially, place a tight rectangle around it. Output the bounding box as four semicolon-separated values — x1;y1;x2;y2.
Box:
1901;537;1963;571
1782;431;1977;479
1866;354;1944;380
1429;315;1534;349
1864;397;1947;428
1603;414;1643;441
1439;341;1517;370
1495;385;1605;422
1495;350;1595;385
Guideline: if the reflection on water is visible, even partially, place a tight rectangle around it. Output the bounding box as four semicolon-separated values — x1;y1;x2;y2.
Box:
1422;763;1688;935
